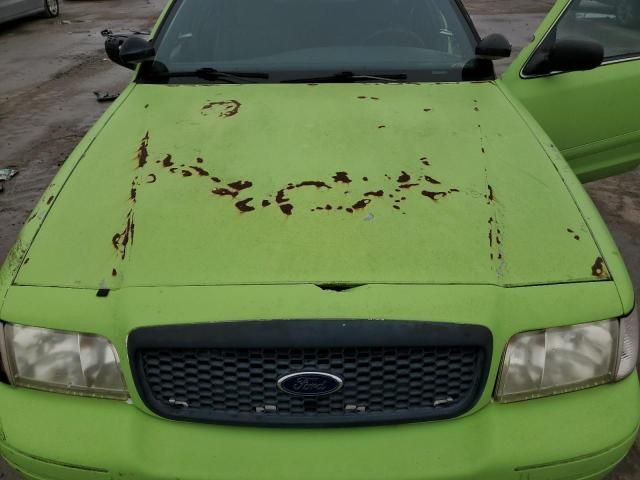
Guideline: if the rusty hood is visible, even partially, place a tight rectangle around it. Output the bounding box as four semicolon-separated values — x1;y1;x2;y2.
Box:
15;82;607;289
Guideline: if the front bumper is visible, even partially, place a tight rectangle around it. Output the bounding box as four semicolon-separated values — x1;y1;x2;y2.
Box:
0;374;638;480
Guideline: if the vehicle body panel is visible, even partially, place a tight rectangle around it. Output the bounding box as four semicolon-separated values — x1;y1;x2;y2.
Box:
0;0;638;479
13;82;610;290
502;0;640;182
0;344;637;480
0;0;44;23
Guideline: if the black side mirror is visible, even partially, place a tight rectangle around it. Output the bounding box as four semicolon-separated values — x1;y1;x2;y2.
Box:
119;36;156;65
103;30;136;70
476;34;512;60
548;38;604;73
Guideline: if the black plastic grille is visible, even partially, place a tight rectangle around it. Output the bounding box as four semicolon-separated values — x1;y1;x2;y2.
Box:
138;345;484;426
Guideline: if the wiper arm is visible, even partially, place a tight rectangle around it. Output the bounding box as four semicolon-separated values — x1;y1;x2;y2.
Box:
194;68;269;81
282;71;408;84
155;68;270;83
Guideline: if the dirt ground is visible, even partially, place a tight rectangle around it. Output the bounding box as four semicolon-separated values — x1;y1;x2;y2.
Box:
0;0;638;478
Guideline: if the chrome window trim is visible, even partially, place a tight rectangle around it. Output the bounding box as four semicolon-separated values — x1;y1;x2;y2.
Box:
519;0;640;80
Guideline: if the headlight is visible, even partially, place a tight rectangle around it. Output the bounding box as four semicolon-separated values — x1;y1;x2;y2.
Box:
495;309;638;403
0;323;128;400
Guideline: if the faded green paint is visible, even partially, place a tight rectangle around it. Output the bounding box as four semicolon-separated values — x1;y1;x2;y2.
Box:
0;0;638;478
0;280;637;479
12;83;610;290
0;370;637;479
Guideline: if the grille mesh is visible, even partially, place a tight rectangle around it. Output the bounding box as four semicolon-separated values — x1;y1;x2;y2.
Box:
139;345;482;424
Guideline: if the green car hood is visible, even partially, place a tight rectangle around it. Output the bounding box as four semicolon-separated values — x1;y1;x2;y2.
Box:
15;82;606;290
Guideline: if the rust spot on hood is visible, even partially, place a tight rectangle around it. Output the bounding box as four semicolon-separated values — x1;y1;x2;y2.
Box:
161;154;174;168
137;132;150;169
296;180;332;189
365;190;384;197
112;210;135;260
486;185;495;204
212;188;239;198
591;257;608;278
235;198;256;213
228;180;253;191
202;100;241;118
333;172;352;184
352;199;371;210
397;171;411;183
190;166;209;176
422;190;458;202
424;176;441;185
276;190;289;204
280;204;294;216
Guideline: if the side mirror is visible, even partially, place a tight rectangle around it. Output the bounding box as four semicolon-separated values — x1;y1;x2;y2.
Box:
548;38;604;73
476;34;512;60
103;31;136;70
119;36;156;65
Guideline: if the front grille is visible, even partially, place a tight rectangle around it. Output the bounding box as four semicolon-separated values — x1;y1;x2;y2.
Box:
130;320;491;427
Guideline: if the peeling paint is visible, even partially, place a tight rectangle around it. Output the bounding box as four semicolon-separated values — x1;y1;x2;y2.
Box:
235;198;255;213
213;188;239;198
279;204;294;216
112;210;135;260
137;132;149;168
189;166;209;176
397;171;411;183
364;190;384;197
333;172;351;184
591;257;608;278
424;175;441;185
201;100;241;118
228;180;253;191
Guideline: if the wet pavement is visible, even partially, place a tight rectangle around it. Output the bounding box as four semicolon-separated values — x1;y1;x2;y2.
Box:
0;0;638;478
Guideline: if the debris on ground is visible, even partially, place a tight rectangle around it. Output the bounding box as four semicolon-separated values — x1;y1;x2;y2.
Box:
0;168;18;193
93;91;119;103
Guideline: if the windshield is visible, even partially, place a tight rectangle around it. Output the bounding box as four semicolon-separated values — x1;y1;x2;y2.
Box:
144;0;482;83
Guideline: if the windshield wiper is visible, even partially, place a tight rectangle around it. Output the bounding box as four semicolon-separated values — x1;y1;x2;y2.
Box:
282;71;408;84
156;68;270;83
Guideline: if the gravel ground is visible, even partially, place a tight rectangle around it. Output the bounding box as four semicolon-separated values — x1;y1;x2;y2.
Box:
0;0;637;478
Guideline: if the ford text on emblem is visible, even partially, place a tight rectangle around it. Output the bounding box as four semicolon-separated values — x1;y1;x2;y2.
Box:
277;372;343;396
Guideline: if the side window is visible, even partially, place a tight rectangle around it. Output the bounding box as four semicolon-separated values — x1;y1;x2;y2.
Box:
523;0;640;76
556;0;640;60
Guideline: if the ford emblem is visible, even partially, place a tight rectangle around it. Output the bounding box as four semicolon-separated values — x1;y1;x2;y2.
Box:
277;372;343;396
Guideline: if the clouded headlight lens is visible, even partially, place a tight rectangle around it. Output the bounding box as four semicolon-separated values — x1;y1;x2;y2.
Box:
1;324;128;400
496;310;638;403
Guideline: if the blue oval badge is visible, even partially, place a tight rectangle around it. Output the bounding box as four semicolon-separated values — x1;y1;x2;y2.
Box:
277;372;343;396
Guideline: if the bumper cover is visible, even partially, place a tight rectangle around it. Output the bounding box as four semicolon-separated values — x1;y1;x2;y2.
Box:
0;374;638;480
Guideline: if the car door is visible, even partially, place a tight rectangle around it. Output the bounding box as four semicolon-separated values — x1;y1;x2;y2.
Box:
501;0;640;183
0;0;34;22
